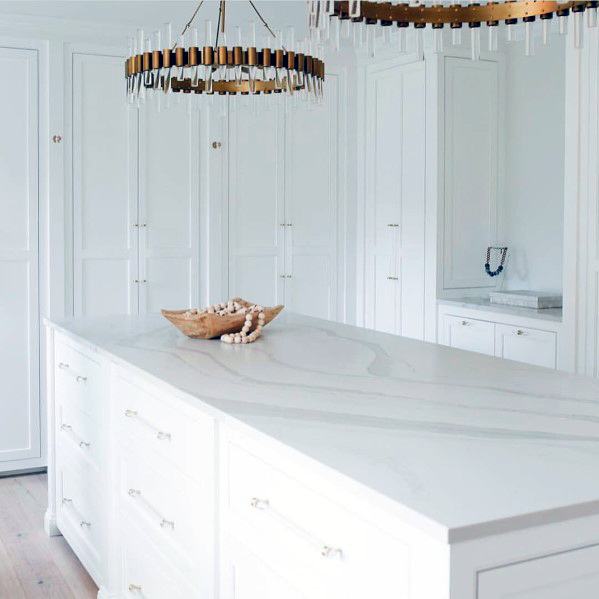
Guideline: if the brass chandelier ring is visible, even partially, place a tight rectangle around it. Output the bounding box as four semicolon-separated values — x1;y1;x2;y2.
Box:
125;46;325;96
332;0;596;26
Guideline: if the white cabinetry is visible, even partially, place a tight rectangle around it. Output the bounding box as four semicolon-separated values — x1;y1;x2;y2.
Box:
442;316;495;356
438;304;559;368
0;46;41;473
72;50;200;317
495;324;557;369
228;72;343;320
477;545;599;599
363;60;426;339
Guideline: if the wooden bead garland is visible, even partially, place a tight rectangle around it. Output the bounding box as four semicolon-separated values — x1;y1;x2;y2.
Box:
184;299;266;344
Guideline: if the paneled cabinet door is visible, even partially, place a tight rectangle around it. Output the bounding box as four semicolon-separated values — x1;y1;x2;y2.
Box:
72;51;138;317
0;46;40;471
138;99;200;313
364;60;426;339
283;74;340;321
228;98;285;308
441;315;495;356
495;324;557;369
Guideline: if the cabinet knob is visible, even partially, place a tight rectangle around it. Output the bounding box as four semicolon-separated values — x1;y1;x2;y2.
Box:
58;362;69;370
516;329;526;336
79;520;91;528
461;320;469;326
387;276;398;280
212;141;222;149
387;223;399;228
128;584;142;593
52;134;62;143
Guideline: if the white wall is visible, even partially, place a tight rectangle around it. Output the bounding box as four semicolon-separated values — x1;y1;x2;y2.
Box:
502;38;566;293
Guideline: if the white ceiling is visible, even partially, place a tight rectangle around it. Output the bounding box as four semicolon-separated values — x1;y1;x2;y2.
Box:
0;1;308;36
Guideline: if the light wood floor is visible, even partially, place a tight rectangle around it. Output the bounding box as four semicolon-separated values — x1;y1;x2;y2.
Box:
0;473;98;598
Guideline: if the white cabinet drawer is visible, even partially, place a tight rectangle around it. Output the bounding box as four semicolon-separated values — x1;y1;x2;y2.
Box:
56;457;103;584
121;514;199;599
56;400;101;470
119;449;208;576
224;440;409;599
113;372;214;481
495;324;557;369
442;315;495;356
55;337;103;420
478;546;599;598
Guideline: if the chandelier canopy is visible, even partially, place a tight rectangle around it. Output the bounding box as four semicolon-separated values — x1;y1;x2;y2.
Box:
126;1;325;104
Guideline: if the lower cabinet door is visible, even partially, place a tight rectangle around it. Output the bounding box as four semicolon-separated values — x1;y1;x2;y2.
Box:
441;315;495;356
495;324;557;369
478;546;599;598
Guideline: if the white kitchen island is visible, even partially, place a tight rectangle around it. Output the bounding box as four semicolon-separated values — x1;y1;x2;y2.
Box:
45;313;599;599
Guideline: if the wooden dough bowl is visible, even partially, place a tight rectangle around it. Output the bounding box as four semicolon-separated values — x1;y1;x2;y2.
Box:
161;298;284;339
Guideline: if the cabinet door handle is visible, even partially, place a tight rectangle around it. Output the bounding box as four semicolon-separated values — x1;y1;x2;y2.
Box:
60;423;91;449
79;520;91;528
461;320;470;326
58;362;69;370
124;409;171;441
76;375;87;384
128;584;143;593
516;329;526;336
387;276;398;280
250;496;342;560
128;488;175;530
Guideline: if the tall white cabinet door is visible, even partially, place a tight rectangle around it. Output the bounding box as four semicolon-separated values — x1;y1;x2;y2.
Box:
72;52;138;317
138;99;200;313
442;57;499;290
284;76;340;320
0;47;40;470
228;99;285;308
364;61;426;339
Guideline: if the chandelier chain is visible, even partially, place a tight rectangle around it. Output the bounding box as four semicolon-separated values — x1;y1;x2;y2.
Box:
248;1;287;51
172;0;205;50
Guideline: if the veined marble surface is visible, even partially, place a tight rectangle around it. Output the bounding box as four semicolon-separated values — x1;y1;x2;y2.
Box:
48;313;599;542
438;296;563;322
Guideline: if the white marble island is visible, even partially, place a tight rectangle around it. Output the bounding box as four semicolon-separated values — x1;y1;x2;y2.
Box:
45;313;599;599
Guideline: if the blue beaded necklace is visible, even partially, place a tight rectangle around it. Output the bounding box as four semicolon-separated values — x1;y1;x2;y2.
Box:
485;246;508;278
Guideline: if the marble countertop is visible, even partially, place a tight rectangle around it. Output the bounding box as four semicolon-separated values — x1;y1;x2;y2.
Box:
48;313;599;543
438;296;563;322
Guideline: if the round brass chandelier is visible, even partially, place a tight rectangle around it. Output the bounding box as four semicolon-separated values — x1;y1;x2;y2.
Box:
309;0;599;57
126;1;325;104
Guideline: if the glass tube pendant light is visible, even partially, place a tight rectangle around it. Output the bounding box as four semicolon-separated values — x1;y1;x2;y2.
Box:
126;1;325;105
309;0;599;58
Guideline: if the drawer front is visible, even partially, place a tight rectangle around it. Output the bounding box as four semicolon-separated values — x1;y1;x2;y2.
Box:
224;441;409;599
56;400;101;470
114;373;214;481
56;457;103;582
55;338;103;420
121;513;199;599
443;315;495;356
495;324;557;369
222;535;308;599
119;448;208;575
478;545;599;598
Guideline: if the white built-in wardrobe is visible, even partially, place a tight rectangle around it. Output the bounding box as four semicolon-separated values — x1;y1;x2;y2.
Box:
227;72;344;321
0;45;41;474
71;50;200;317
